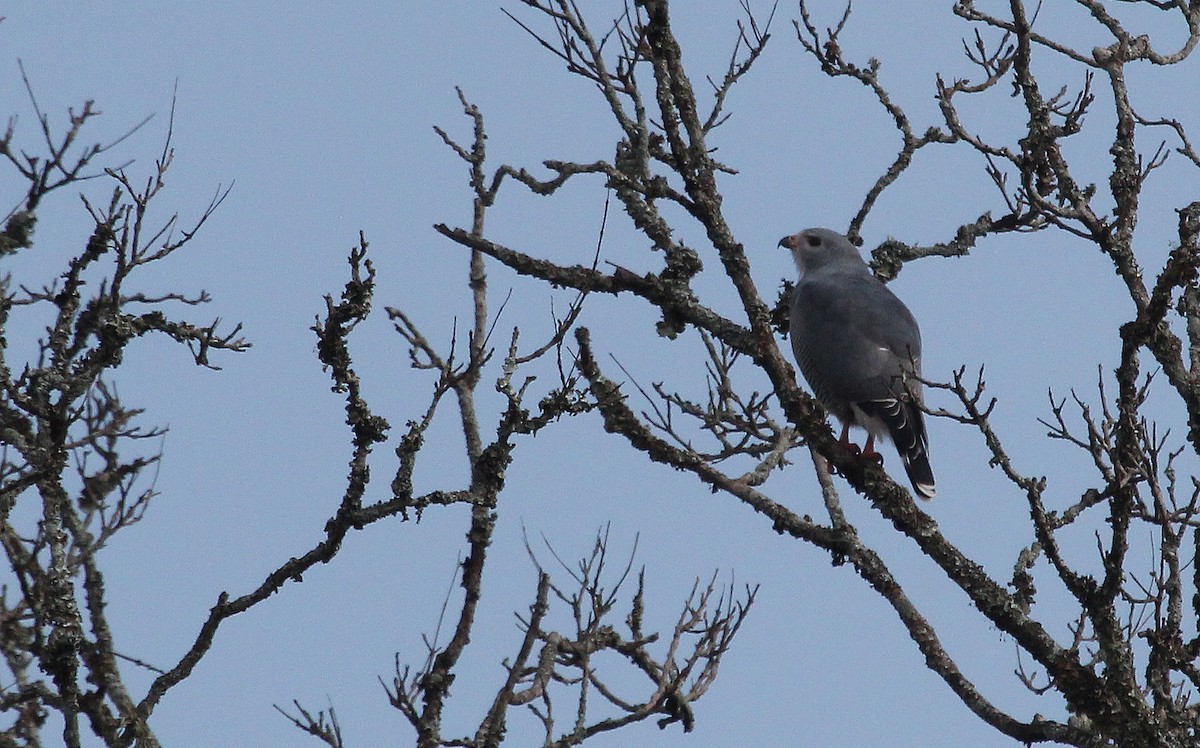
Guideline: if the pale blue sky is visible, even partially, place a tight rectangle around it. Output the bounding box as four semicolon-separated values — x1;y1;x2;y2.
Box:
3;2;1198;746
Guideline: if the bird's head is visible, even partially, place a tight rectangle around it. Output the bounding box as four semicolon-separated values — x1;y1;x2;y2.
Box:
778;228;865;274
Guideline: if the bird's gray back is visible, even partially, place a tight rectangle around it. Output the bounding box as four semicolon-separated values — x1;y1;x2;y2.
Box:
790;268;922;410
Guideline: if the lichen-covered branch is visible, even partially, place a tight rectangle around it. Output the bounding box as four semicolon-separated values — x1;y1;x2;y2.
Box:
424;0;1200;745
0;97;245;747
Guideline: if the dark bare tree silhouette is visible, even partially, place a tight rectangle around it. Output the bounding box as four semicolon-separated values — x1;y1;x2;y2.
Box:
428;1;1200;746
3;1;1200;746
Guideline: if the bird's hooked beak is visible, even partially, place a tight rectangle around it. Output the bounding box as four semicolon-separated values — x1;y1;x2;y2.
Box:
778;234;796;250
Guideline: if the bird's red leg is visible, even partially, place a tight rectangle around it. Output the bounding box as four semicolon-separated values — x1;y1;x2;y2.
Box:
862;434;884;464
827;422;857;479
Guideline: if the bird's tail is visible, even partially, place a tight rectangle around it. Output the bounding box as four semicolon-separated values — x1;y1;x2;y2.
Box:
860;397;936;500
900;449;936;500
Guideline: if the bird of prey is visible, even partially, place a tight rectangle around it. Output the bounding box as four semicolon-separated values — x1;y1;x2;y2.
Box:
779;227;936;499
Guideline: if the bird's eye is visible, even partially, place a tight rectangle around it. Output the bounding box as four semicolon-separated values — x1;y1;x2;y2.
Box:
804;234;821;248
